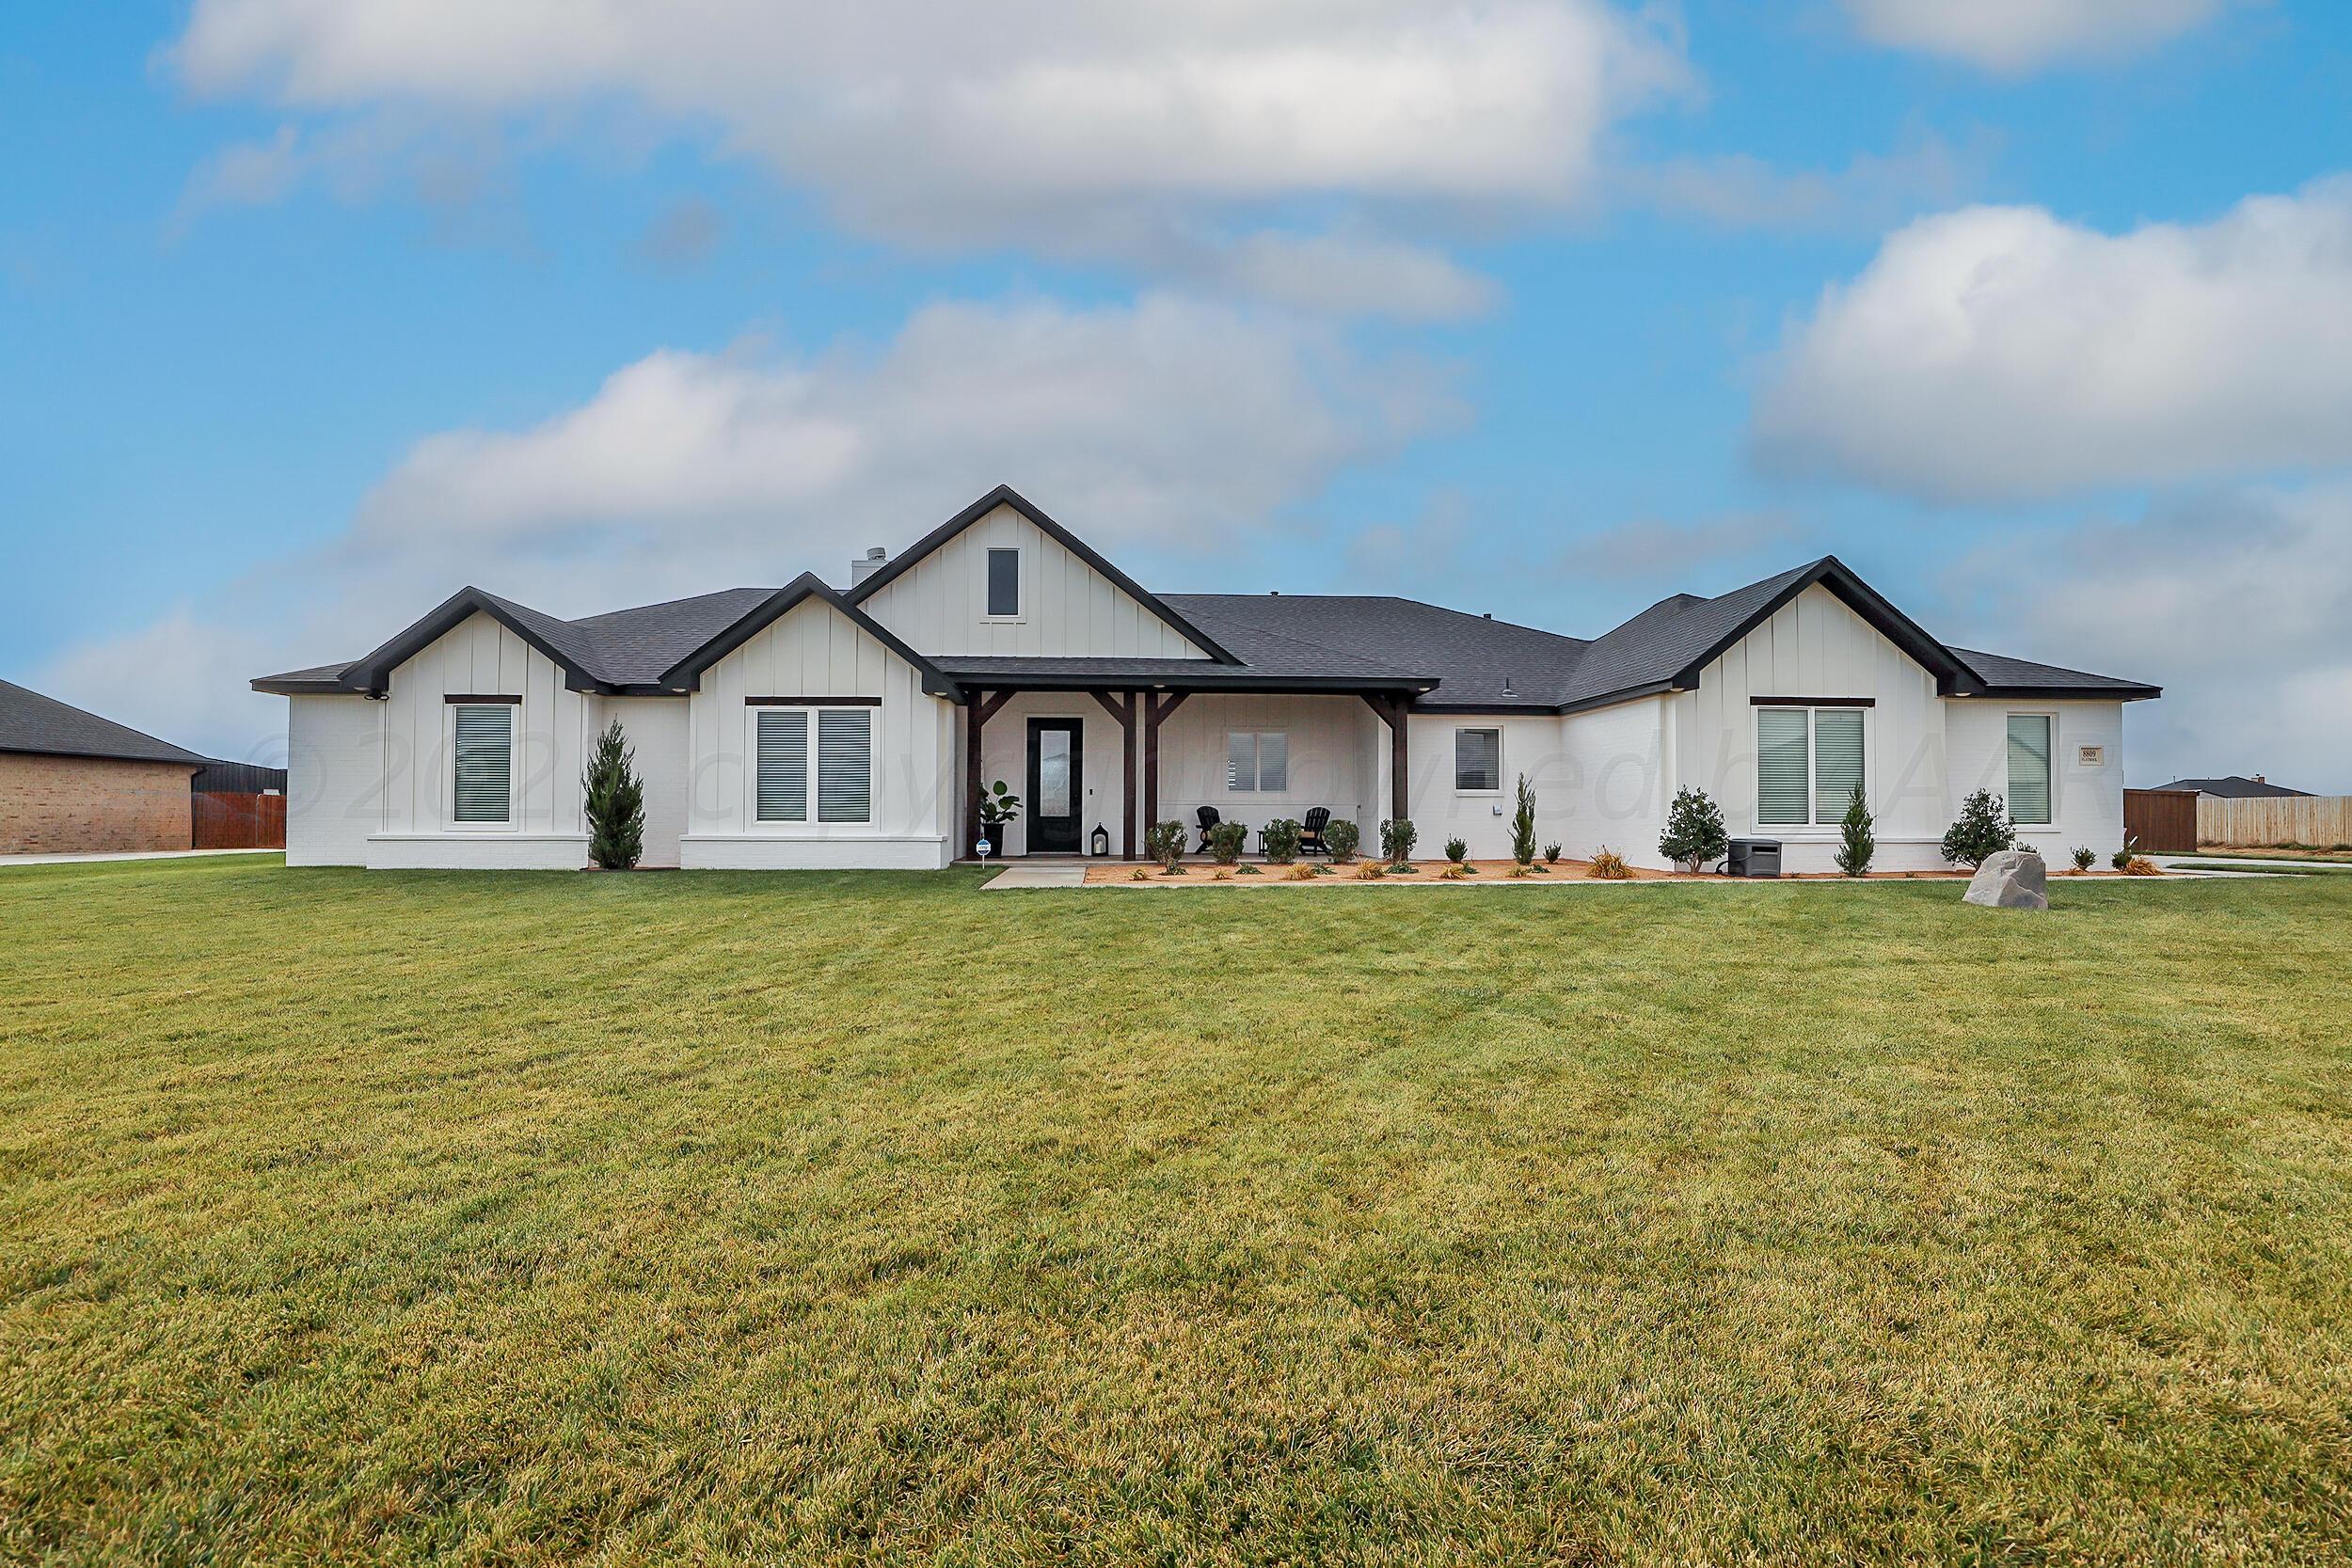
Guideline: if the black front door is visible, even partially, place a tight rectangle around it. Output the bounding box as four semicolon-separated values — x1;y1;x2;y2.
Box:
1025;719;1083;854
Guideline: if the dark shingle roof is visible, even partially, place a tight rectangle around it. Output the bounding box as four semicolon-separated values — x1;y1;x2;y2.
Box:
0;678;207;766
251;552;2156;712
2152;775;2312;799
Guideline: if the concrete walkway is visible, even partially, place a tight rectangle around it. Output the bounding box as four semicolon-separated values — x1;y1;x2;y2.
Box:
0;847;280;867
981;863;1089;890
2155;854;2350;877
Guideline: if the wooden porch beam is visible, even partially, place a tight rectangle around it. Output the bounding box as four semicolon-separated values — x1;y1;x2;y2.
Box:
1141;689;1189;839
965;689;1015;858
1361;693;1409;823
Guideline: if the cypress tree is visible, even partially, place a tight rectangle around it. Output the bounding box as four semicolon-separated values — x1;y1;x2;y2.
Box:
582;719;645;870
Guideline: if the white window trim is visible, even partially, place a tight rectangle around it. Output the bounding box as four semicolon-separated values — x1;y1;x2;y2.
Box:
444;700;520;832
981;546;1025;624
1755;705;1871;834
1454;726;1503;797
743;703;879;831
2006;710;2058;827
1225;729;1290;794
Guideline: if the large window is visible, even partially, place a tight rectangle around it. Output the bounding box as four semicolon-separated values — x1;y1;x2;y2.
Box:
2007;713;2054;825
1756;706;1865;827
451;703;513;824
986;547;1020;617
1454;728;1502;793
754;705;873;824
1227;730;1288;793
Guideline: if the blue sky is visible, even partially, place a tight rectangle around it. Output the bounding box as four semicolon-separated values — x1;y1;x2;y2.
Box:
6;0;2350;788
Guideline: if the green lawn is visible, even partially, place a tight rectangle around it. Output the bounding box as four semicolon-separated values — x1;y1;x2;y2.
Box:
4;858;2349;1565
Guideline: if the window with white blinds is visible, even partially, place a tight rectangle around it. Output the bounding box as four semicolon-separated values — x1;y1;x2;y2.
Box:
452;705;513;824
1454;728;1502;792
754;706;873;824
755;710;808;821
817;709;872;822
1226;731;1287;792
2007;714;2053;825
1756;706;1866;827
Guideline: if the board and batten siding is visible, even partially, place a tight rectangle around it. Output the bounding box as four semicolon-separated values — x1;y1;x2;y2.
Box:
283;694;379;866
859;502;1213;659
1667;584;1947;872
1154;694;1381;852
596;696;690;868
1946;699;2125;863
682;596;955;868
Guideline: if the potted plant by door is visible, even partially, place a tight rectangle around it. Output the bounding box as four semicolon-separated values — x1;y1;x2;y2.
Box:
977;780;1023;859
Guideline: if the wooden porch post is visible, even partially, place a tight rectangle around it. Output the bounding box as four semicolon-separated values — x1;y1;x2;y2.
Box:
964;689;1013;858
1362;693;1409;823
1089;690;1139;859
1142;690;1188;844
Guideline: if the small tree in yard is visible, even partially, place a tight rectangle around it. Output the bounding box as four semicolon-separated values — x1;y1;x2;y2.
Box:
582;719;644;870
1510;774;1538;867
1326;818;1360;863
1659;787;1729;873
1942;789;2016;869
1835;785;1875;877
1145;820;1187;872
1262;818;1302;864
1380;817;1418;869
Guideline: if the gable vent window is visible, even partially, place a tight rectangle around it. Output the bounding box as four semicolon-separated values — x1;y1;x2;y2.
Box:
452;704;514;824
987;547;1020;617
2008;714;2054;826
755;710;809;822
818;709;873;823
1454;728;1502;793
1227;731;1288;793
1757;706;1865;827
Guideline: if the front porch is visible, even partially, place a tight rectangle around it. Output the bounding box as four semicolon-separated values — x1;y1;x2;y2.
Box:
959;683;1421;861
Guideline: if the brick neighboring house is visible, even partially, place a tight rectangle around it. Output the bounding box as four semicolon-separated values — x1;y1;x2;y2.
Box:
0;679;207;855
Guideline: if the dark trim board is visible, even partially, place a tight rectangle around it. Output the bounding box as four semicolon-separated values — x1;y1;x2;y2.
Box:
1752;696;1877;708
658;573;961;697
444;693;522;705
743;695;882;706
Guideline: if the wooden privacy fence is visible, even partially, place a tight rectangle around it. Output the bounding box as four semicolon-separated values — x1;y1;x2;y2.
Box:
193;792;286;850
2198;795;2352;848
2123;789;2198;853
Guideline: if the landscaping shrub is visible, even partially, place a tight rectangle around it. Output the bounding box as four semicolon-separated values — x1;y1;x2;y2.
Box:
2123;856;2161;877
1510;774;1538;866
581;719;645;871
1543;843;1563;864
1211;868;1232;881
1942;789;2016;869
1207;821;1248;863
1836;785;1875;878
1286;863;1317;880
1234;863;1261;876
1438;863;1470;879
1262;817;1301;864
1145;820;1187;872
1589;847;1631;879
1351;863;1385;879
1128;867;1150;881
1380;817;1418;868
2112;835;2140;872
1326;818;1360;863
1444;837;1469;864
2071;846;2097;873
1659;787;1729;872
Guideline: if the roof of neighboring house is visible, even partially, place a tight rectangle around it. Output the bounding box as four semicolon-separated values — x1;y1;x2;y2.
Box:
0;678;207;767
250;493;2161;712
2151;775;2313;799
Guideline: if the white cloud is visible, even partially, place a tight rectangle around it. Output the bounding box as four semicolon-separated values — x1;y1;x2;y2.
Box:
40;293;1457;758
1565;509;1804;577
1841;0;2226;73
1751;181;2352;503
1950;482;2352;793
164;0;1688;314
1627;132;1993;235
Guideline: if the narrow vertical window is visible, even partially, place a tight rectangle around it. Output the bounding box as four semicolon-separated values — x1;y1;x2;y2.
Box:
1756;709;1809;826
1454;729;1501;792
987;548;1020;617
452;704;513;824
2008;714;2053;825
755;710;808;822
817;709;873;823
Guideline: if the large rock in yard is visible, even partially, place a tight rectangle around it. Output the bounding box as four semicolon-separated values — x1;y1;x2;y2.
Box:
1963;848;2048;911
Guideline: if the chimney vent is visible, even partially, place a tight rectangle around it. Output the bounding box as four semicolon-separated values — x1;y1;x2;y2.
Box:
2255;773;2266;784
850;546;888;584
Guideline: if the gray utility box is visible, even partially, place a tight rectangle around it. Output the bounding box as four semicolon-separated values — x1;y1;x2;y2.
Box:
1727;838;1783;878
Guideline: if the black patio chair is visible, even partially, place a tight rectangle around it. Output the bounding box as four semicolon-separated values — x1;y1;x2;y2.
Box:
1194;805;1222;855
1297;807;1332;857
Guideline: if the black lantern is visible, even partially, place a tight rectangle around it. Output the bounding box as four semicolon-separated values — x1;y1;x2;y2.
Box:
1090;822;1110;857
